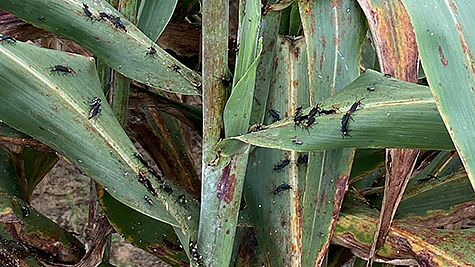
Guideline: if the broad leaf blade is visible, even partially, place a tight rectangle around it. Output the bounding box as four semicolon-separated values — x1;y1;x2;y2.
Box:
137;0;177;41
301;150;354;266
0;0;201;95
0;41;200;232
230;70;453;151
401;0;475;189
97;187;190;267
243;36;309;266
297;1;368;266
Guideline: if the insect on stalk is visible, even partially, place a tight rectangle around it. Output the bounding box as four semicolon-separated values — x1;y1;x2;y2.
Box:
218;75;232;87
112;16;127;32
296;154;308;167
138;171;158;196
292;139;303;145
303;116;316;133
269;109;280;122
294;114;308;127
50;65;76;75
0;34;16;44
145;46;157;58
177;194;188;205
82;3;95;22
295;106;303;116
308;105;321;118
349;98;365;113
273;159;290;172
320;105;339;115
341;112;352;138
98;12;111;21
160;184;173;195
88;97;101;119
134;153;148;166
144;195;154;206
274;183;292;194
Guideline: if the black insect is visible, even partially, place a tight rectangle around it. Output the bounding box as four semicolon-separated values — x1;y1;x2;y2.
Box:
308;105;321;118
88;97;101;119
274;183;292;194
292;139;303;145
293;106;306;126
341;112;351;126
0;34;16;43
148;168;163;183
146;46;157;58
138;172;157;196
20;205;30;217
294;106;303;116
319;109;337;115
303;116;316;130
160;184;173;195
273;159;290;172
296;154;308;167
98;12;111;21
348;98;364;113
144;195;155;206
50;65;75;75
82;3;94;21
134;152;148;166
367;86;375;91
177;194;188;205
112;16;127;32
340;112;353;137
219;75;232;87
294;114;308;126
38;16;45;21
269;109;280;122
384;73;392;78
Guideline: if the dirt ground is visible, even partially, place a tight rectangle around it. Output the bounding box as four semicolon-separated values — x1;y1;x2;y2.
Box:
31;157;170;267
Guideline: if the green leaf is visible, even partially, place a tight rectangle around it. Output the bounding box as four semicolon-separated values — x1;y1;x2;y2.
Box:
398;168;475;226
249;11;281;124
97;187;190;267
198;144;251;267
301;150;355;266
21;147;59;200
229;70;453;151
401;0;475;188
137;0;177;41
243;35;309;266
0;42;199;233
224;39;263;137
0;0;201;95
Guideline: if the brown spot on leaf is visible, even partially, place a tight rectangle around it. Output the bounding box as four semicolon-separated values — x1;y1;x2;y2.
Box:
414;250;439;267
449;1;458;16
439;46;448;66
217;160;237;204
456;23;475;76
